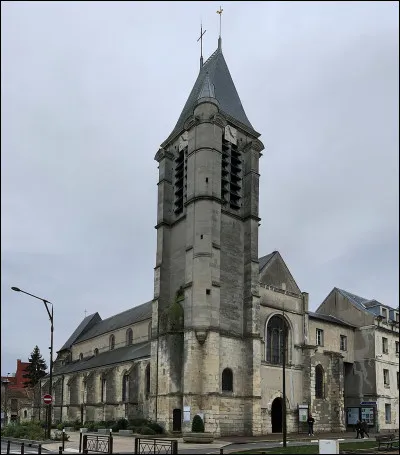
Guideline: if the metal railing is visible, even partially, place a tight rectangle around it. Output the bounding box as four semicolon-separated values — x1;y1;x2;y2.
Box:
82;433;113;453
134;437;178;454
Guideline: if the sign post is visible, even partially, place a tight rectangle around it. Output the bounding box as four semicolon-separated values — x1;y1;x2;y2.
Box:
43;394;53;405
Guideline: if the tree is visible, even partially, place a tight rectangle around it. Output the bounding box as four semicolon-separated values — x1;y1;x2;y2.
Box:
23;345;47;388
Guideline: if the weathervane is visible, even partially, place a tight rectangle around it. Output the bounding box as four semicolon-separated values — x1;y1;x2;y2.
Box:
197;23;206;68
216;6;223;38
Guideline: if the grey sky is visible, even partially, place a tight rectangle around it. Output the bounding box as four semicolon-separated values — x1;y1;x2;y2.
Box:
1;1;398;376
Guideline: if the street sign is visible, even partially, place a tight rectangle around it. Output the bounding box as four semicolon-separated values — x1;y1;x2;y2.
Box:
43;394;53;405
360;401;376;406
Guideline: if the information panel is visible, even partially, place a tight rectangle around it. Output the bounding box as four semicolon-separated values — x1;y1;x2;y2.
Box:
361;407;375;425
347;407;359;425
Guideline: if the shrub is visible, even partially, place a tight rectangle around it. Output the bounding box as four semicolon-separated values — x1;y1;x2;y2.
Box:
191;415;204;433
147;422;164;434
128;418;148;427
52;431;70;441
84;421;96;431
137;426;156;435
116;418;128;430
1;422;46;440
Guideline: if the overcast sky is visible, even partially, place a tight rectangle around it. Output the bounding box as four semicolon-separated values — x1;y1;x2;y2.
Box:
1;1;398;376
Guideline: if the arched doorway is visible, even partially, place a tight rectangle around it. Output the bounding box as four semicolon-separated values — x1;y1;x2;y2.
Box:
172;408;182;432
271;397;283;433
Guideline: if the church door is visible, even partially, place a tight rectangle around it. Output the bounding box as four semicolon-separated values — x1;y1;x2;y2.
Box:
271;397;283;433
172;409;182;432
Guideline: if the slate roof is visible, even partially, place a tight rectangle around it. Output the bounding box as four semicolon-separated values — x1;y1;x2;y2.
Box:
259;252;277;271
336;288;369;311
53;341;151;376
164;43;258;145
308;312;356;329
58;312;102;352
74;301;152;345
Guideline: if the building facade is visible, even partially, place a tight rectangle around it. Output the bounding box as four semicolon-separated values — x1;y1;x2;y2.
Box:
36;39;399;437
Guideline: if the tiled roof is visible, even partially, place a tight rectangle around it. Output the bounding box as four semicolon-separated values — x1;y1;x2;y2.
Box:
336;288;369;311
52;341;150;376
259;252;278;271
308;312;356;328
74;301;152;345
164;44;257;144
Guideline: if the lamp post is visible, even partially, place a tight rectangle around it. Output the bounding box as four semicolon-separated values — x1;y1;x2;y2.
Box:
11;286;54;439
282;309;287;448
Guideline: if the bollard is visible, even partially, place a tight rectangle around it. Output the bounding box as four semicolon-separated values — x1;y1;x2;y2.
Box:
172;439;178;455
62;428;66;451
79;428;83;453
59;446;63;454
220;449;224;455
20;442;25;455
6;440;11;455
109;429;113;454
38;444;42;454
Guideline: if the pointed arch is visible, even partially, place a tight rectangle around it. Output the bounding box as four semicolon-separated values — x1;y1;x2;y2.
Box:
265;313;291;364
126;328;133;346
122;373;129;402
145;363;151;395
109;334;115;350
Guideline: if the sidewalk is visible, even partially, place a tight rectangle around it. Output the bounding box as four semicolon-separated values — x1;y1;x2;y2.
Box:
39;430;381;453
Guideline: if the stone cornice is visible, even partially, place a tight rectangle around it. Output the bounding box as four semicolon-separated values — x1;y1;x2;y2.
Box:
154;148;174;162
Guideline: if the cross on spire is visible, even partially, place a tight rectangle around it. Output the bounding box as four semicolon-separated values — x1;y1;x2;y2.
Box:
216;6;223;38
197;23;206;69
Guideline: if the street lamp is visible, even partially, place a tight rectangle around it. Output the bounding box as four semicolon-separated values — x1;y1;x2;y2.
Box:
11;286;54;439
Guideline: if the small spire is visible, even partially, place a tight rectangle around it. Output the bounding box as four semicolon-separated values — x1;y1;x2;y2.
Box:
197;73;215;100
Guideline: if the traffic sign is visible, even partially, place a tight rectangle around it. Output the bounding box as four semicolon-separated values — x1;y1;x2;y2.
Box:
43;394;53;405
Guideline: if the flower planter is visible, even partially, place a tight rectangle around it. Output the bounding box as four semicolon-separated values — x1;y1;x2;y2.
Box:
182;432;214;443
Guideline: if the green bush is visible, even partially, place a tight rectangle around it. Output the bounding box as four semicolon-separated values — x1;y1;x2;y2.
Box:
137;426;156;435
116;418;128;430
128;418;148;427
1;422;46;440
52;431;70;441
84;421;96;431
191;415;204;433
147;422;164;434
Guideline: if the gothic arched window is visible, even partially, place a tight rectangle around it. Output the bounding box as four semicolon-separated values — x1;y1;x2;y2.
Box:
222;368;233;392
94;348;99;356
79;353;83;361
101;377;107;402
315;364;324;399
122;374;129;402
109;334;115;351
145;364;151;395
266;315;289;364
126;328;133;346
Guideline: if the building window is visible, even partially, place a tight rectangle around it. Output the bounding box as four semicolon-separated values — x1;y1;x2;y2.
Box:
145;364;150;396
382;337;388;354
23;410;27;418
340;335;347;351
316;329;324;346
126;328;133;346
222;368;233;392
382;308;388;320
383;369;390;386
79;353;83;361
266;315;289;364
395;341;399;354
101;378;106;402
385;404;391;423
122;374;129;402
109;334;115;351
315;364;324;399
94;348;99;356
174;144;187;215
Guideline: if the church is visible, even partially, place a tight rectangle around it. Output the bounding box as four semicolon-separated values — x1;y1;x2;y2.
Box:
36;35;399;437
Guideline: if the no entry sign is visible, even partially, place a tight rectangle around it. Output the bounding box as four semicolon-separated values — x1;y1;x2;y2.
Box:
43;394;53;405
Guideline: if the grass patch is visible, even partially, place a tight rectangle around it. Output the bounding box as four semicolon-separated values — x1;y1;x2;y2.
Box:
235;440;379;454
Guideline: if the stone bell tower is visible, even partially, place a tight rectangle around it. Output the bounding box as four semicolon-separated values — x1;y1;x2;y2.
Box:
150;38;264;436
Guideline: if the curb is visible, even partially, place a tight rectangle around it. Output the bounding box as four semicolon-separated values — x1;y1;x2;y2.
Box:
1;437;52;448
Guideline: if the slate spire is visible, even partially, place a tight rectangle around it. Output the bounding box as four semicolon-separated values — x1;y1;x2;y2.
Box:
163;43;258;145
